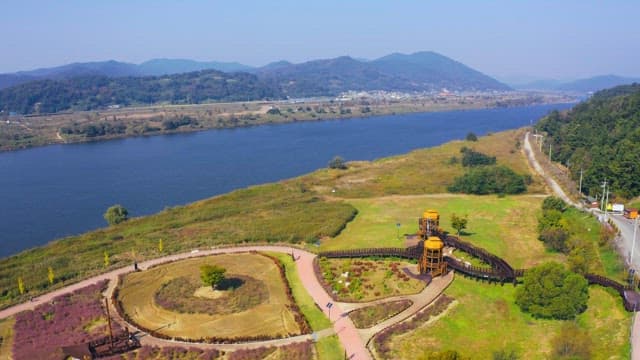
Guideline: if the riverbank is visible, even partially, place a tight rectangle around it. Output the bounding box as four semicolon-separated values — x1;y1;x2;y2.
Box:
0;91;575;152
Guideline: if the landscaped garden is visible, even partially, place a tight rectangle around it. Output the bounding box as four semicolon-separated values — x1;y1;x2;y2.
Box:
319;258;426;301
115;253;308;340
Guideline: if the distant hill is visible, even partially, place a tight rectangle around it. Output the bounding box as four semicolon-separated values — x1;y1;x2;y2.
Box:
370;51;510;91
0;70;280;114
253;52;510;96
0;51;512;113
138;59;254;76
535;83;640;198
554;75;640;92
511;74;640;92
0;59;255;89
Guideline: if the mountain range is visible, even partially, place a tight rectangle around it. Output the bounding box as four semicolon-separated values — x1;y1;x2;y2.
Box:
0;51;517;114
510;74;640;93
0;51;508;93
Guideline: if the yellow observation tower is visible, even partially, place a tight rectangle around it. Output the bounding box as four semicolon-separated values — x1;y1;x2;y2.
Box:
417;209;447;276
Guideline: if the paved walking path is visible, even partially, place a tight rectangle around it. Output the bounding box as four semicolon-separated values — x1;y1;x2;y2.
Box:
1;245;455;359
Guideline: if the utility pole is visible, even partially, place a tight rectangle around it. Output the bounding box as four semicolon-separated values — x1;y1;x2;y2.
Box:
539;136;543;152
578;168;583;195
548;144;552;161
632;215;639;270
601;179;607;212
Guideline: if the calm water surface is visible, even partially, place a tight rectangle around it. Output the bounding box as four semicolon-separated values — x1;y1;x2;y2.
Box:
0;104;572;258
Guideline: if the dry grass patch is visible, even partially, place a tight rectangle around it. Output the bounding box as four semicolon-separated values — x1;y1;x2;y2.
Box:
301;129;546;198
116;253;302;339
319;258;425;301
0;317;15;359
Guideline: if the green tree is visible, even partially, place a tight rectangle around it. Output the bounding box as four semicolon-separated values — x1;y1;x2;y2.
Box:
465;132;478;141
450;213;468;236
539;227;570;252
542;196;567;212
515;262;588;319
104;204;129;225
328;156;347;170
200;265;226;289
447;165;526;195
551;322;592;359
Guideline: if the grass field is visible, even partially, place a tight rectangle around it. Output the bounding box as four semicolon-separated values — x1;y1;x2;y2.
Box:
320;258;425;301
314;335;344;360
320;194;563;269
0;182;356;309
0;317;14;360
116;253;302;339
267;252;331;331
387;277;631;359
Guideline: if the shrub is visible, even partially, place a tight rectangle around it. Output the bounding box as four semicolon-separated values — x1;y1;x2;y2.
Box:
460;147;496;167
104;204;128;225
515;262;588;319
448;165;526;195
551;322;592;359
465;132;478;141
328;156;347;170
542;196;567;212
539;227;570;252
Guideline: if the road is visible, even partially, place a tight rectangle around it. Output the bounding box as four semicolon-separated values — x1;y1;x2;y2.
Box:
525;131;640;360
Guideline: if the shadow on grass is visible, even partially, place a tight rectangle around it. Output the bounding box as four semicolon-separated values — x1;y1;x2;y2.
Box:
216;277;245;291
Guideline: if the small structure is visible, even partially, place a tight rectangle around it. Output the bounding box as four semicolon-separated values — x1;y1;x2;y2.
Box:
417;209;447;277
419;236;447;277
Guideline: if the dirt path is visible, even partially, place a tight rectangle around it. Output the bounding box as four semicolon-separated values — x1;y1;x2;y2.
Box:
523;132;579;208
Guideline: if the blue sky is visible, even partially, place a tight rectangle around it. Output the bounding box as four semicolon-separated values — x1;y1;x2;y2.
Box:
2;1;639;80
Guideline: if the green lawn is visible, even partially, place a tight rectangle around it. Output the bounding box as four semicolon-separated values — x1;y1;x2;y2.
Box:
315;335;344;360
268;252;331;331
387;277;631;359
320;194;563;269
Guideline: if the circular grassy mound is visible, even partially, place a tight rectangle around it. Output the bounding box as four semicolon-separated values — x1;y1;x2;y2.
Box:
154;274;268;315
115;253;303;340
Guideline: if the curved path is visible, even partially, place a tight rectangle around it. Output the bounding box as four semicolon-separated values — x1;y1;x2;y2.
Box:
1;246;370;359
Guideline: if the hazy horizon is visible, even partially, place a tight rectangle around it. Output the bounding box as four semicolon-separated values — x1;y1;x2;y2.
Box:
2;1;639;80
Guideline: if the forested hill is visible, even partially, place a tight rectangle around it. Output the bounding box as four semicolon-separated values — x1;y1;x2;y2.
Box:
0;70;281;114
0;51;511;114
536;83;640;198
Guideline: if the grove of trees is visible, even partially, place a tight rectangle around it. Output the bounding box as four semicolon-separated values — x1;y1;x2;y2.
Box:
535;83;640;198
447;165;527;195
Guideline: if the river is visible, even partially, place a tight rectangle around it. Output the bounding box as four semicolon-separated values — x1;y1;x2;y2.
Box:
0;104;572;258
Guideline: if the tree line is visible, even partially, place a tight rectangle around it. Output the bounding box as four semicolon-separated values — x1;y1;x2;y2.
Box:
536;83;640;198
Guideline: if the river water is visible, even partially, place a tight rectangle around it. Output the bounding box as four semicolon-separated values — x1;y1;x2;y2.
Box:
0;104;572;258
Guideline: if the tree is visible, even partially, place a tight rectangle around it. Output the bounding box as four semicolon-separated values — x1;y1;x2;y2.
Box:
551;322;592;359
103;251;110;268
542;196;567;212
200;265;226;289
450;213;468;236
17;277;24;295
465;132;478;141
328;156;347;170
539;227;570;252
515;262;588;319
158;238;164;253
47;266;55;285
104;204;128;225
